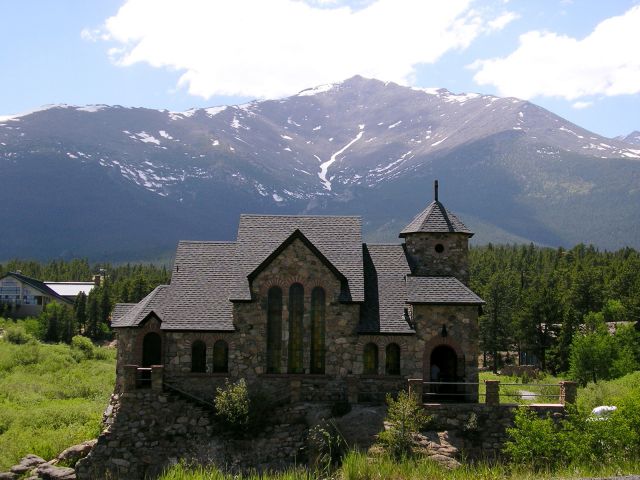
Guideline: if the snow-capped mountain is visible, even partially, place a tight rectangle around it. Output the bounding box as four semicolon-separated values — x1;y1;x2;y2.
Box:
1;76;639;260
617;130;640;146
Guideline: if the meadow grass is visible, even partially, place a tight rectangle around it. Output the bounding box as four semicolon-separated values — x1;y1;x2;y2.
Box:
477;371;566;405
0;332;116;470
157;451;640;480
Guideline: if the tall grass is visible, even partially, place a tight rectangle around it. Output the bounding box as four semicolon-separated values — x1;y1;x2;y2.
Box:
0;332;115;470
158;452;640;480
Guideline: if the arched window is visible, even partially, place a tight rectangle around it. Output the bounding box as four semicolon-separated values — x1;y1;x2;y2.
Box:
213;340;228;373
385;343;401;375
310;287;326;374
363;343;378;375
266;286;283;374
191;340;207;373
288;283;304;373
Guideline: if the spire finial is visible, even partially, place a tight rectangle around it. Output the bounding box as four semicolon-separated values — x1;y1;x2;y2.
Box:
434;179;439;202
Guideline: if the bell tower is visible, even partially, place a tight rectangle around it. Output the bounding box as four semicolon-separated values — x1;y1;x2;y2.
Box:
400;180;473;284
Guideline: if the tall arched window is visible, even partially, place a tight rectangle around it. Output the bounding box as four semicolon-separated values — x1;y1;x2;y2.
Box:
385;343;401;375
191;340;207;373
266;286;283;374
288;283;304;374
310;287;326;374
213;340;228;373
363;343;378;375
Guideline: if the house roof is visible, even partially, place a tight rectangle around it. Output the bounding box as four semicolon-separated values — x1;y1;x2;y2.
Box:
111;285;168;328
399;201;473;237
405;276;484;305
0;272;73;304
230;215;364;302
161;241;236;330
44;282;95;298
360;244;414;334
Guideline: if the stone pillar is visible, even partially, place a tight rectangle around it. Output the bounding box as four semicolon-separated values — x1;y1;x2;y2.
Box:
346;376;358;404
123;365;138;392
559;381;577;405
151;365;164;392
290;379;301;403
408;379;423;402
485;380;500;406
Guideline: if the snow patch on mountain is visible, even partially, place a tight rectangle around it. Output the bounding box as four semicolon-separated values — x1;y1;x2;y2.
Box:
318;126;365;191
298;83;334;97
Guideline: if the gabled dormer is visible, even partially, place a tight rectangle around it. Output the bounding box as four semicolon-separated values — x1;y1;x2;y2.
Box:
400;180;473;284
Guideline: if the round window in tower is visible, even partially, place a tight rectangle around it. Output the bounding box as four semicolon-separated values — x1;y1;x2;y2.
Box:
435;244;445;253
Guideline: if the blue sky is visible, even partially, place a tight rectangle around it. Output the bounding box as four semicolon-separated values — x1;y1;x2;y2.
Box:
1;0;639;138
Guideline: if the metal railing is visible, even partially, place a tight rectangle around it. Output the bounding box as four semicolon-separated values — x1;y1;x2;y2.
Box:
408;379;576;405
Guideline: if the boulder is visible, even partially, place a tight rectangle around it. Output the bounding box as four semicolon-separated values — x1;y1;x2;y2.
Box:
57;440;97;463
35;464;76;480
10;454;47;474
0;472;18;479
334;405;386;450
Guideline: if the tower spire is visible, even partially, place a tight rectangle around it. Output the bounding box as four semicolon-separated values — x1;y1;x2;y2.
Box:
434;179;439;202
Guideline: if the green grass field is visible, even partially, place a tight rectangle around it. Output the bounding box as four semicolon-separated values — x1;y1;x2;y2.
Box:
0;326;116;471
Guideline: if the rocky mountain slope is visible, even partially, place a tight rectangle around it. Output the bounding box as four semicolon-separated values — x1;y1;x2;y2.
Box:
1;76;639;260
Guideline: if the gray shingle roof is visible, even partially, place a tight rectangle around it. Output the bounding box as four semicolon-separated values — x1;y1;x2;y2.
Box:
111;303;136;324
400;201;473;237
230;215;364;302
359;244;414;334
111;285;168;328
406;276;484;305
161;241;236;331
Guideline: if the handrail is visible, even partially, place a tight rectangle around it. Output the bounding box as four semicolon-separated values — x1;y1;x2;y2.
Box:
164;382;216;409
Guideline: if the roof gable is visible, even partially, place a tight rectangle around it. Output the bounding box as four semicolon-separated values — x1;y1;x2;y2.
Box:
230;215;364;302
0;272;73;304
247;228;348;286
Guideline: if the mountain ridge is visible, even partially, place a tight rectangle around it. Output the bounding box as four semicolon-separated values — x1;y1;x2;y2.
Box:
1;76;639;260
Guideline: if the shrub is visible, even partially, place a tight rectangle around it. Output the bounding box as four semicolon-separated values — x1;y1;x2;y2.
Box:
378;390;431;459
4;325;33;345
71;335;95;361
214;379;251;433
308;420;347;474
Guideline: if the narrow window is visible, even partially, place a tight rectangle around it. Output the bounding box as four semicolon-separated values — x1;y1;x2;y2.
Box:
288;283;304;373
363;343;378;375
310;287;326;374
213;340;228;373
191;340;206;373
266;286;283;373
385;343;401;375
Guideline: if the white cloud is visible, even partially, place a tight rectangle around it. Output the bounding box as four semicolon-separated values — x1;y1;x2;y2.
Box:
93;0;510;99
471;5;640;100
572;100;593;109
487;11;519;31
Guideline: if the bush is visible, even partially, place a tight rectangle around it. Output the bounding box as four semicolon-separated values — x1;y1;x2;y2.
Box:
4;325;33;345
378;390;431;459
71;335;95;361
214;379;251;433
308;420;347;474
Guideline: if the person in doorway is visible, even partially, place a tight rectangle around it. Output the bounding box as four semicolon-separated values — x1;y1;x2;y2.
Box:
431;363;441;396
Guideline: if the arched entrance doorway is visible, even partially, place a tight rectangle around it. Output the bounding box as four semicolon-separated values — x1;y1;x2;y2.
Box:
430;345;459;402
142;332;162;367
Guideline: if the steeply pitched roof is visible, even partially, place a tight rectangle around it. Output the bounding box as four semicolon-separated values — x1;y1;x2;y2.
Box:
1;272;73;304
111;285;168;328
406;276;484;305
230;215;364;302
161;241;236;330
359;244;414;334
111;303;136;324
399;201;473;237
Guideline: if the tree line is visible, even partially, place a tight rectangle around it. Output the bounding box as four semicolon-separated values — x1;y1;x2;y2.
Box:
471;243;640;383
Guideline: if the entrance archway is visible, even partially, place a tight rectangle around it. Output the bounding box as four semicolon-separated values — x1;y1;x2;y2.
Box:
142;332;162;367
430;345;458;401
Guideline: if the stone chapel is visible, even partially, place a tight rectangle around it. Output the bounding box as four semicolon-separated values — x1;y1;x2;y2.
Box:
111;181;484;403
